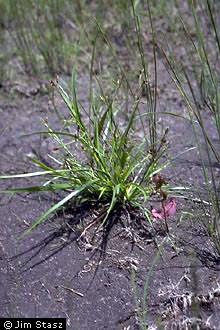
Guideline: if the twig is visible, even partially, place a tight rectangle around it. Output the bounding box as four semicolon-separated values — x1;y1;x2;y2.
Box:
60;285;84;297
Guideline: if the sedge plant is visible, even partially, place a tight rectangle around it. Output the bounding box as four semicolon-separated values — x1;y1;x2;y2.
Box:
0;67;173;239
0;1;181;239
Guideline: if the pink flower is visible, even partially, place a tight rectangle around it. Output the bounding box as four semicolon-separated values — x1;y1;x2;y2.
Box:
151;198;176;219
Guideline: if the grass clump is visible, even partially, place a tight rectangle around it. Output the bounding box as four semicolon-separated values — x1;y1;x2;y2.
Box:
0;1;180;239
0;66;175;238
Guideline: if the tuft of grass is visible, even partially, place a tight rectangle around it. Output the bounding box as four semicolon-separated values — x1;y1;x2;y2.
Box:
0;66;174;238
0;1;189;241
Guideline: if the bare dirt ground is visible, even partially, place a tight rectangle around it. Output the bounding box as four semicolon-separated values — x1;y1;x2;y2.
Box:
0;59;220;330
